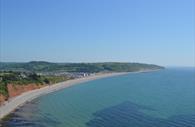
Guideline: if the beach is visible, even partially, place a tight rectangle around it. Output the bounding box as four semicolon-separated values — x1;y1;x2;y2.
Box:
0;72;127;119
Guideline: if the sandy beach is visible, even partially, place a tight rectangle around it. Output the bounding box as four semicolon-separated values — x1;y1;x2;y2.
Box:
0;72;127;119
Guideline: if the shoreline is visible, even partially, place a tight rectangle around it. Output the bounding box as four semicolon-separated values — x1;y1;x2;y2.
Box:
0;72;128;119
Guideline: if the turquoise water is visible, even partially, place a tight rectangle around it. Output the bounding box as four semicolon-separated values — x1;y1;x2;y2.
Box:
2;68;195;127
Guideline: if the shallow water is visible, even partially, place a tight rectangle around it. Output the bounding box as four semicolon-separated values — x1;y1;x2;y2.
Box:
1;68;195;127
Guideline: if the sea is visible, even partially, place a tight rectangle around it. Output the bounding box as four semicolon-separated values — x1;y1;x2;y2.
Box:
1;67;195;127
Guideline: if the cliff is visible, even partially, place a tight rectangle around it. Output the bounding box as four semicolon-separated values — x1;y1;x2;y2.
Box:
0;94;7;105
0;84;45;105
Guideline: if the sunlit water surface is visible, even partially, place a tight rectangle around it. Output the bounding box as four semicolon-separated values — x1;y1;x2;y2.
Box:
2;68;195;127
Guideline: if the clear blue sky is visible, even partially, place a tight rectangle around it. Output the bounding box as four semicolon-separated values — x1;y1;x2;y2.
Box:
0;0;194;66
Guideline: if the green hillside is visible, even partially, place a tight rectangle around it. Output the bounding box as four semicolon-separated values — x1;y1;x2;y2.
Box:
0;61;164;73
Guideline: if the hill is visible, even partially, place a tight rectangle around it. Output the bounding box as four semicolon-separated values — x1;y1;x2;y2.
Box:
0;61;164;73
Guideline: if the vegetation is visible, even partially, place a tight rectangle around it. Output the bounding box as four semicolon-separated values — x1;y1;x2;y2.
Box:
0;71;69;96
0;61;164;73
0;61;164;96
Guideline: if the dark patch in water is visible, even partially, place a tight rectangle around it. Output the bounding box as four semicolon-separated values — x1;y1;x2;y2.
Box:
86;101;195;127
0;100;61;127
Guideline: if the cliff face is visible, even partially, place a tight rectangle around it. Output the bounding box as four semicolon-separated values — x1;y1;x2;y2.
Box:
0;84;46;105
7;84;42;98
0;94;7;105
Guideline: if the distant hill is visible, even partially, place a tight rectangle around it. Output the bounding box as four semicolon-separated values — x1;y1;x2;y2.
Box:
0;61;164;73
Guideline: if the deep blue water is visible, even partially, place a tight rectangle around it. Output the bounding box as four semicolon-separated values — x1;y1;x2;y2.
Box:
1;68;195;127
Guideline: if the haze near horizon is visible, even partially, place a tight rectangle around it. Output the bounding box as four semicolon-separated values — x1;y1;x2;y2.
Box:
0;0;194;67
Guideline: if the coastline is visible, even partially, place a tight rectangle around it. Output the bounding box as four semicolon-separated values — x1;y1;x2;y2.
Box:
0;72;128;119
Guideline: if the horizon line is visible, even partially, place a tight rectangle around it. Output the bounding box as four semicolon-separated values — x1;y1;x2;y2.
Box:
0;60;194;67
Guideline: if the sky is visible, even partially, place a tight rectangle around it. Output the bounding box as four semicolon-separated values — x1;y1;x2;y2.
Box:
0;0;194;66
